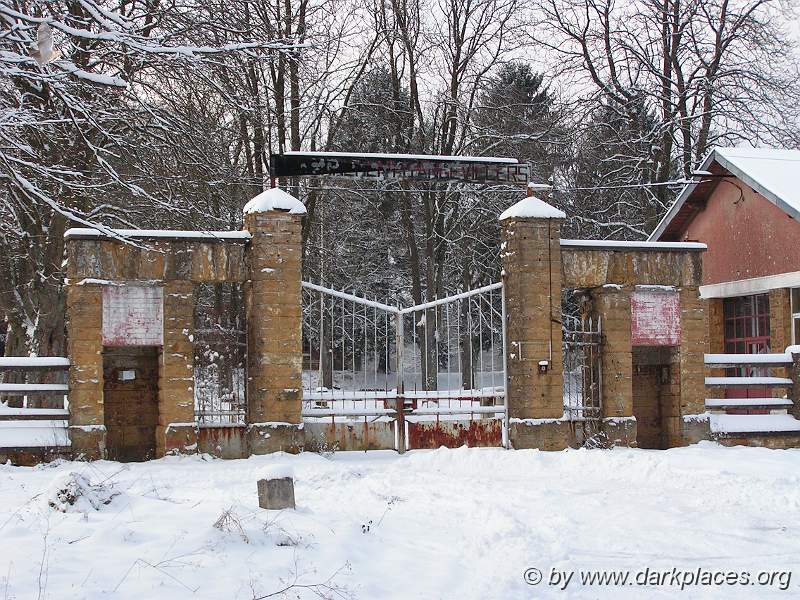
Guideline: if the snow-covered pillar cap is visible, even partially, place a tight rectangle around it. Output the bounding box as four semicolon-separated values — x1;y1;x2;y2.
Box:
243;187;307;216
498;196;566;222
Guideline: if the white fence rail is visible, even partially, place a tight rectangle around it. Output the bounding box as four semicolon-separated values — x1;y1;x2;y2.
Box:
1;359;71;449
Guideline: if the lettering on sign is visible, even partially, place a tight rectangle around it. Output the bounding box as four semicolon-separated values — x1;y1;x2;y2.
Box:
631;291;681;346
102;286;163;346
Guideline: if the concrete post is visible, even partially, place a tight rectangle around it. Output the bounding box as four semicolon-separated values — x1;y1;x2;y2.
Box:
243;188;306;453
500;195;572;450
158;280;198;456
592;285;637;446
65;280;106;459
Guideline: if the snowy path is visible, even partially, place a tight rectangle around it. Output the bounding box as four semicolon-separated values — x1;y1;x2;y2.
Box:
2;443;800;599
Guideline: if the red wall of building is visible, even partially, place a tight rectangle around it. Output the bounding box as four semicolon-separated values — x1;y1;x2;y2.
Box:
681;181;800;285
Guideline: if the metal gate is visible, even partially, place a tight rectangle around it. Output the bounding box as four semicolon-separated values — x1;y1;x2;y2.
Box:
301;282;507;451
563;314;603;445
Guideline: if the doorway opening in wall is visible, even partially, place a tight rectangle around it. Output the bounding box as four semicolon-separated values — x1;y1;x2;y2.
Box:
723;293;771;405
103;346;159;462
791;288;800;345
631;347;675;449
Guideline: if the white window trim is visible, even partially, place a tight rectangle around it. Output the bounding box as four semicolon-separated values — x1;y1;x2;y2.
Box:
700;271;800;299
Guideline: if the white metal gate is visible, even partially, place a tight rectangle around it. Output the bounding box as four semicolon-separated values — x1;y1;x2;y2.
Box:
301;282;507;450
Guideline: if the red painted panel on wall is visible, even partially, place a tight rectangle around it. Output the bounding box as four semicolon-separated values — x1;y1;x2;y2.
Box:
102;286;163;346
631;291;681;346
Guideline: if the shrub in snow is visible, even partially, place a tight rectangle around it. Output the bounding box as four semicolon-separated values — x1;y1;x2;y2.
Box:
213;507;250;543
305;438;339;458
47;472;119;512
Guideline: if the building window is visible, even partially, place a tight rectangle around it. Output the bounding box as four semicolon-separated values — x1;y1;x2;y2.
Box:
723;294;770;401
792;288;800;346
723;294;771;355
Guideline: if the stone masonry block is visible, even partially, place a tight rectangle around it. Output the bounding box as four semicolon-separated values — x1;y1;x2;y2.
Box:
257;477;296;510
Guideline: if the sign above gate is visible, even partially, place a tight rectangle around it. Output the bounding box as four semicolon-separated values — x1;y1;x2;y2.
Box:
631;290;681;346
271;152;529;184
102;286;163;346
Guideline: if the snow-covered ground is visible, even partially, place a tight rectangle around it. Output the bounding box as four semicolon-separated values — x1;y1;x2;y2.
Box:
2;443;799;599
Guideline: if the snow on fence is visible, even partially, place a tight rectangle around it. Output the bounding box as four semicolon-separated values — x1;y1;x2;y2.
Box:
704;352;794;389
0;358;71;449
703;352;800;435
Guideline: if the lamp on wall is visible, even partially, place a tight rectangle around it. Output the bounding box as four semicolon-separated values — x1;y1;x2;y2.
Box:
538;360;549;374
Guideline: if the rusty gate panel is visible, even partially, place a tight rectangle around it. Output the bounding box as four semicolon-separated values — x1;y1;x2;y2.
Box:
304;421;396;451
197;425;248;459
407;418;502;449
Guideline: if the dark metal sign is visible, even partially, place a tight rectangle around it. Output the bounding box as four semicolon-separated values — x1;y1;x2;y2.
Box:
271;152;529;184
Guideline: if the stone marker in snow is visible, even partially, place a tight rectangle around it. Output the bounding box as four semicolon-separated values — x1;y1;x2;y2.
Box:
257;466;296;510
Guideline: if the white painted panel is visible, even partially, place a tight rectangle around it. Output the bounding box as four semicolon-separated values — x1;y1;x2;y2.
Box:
102;286;163;346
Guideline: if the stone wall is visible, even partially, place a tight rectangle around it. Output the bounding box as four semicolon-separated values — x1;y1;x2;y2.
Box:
64;195;305;460
769;288;792;353
561;246;703;289
65;237;247;283
500;196;708;450
65;282;105;459
501;207;573;450
244;210;304;453
159;281;197;456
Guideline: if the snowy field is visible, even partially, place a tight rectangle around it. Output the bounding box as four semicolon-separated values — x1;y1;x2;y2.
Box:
2;443;800;599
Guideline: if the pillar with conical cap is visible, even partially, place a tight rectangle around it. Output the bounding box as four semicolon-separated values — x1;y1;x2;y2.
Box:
242;187;306;453
500;190;573;450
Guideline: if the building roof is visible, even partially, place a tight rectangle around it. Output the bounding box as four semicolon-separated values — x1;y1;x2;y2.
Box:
649;147;800;241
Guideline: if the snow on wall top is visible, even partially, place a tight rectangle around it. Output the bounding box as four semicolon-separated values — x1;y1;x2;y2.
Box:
560;239;706;250
649;146;800;240
498;196;566;221
243;187;307;215
64;228;251;240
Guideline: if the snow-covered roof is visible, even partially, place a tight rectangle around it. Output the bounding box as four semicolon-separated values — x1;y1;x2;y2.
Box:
650;147;800;240
64;228;251;240
498;196;566;220
283;151;518;164
243;187;307;215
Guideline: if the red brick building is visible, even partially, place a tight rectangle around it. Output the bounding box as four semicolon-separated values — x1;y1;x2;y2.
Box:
650;147;800;358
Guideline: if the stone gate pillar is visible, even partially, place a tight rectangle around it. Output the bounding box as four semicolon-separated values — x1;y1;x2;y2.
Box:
243;188;306;453
158;281;197;456
668;285;709;446
65;280;106;459
500;195;572;450
591;285;636;446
